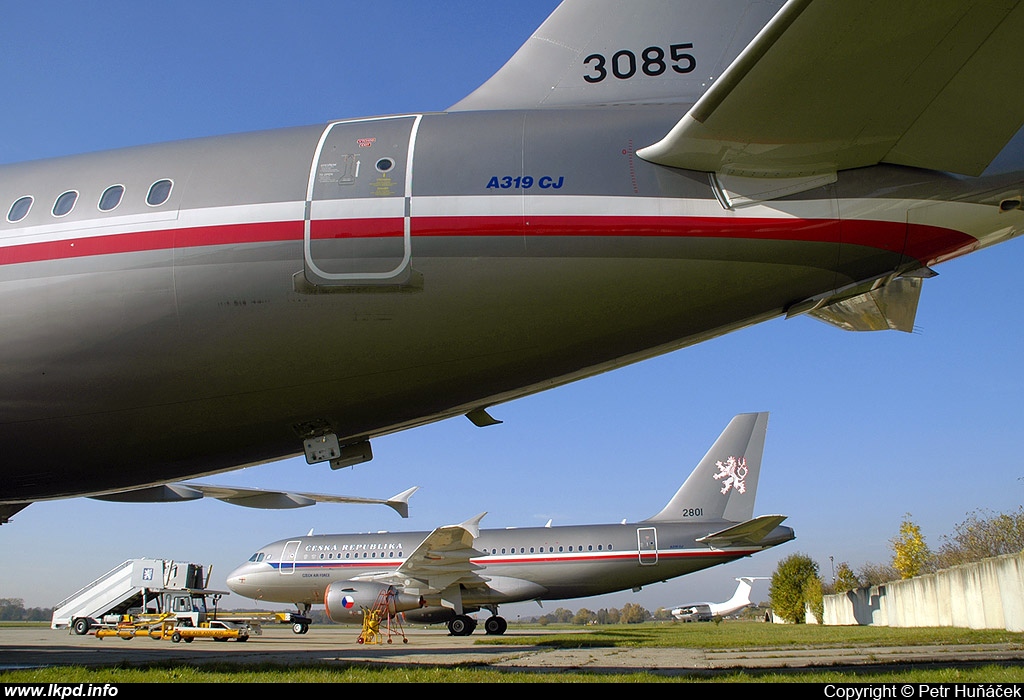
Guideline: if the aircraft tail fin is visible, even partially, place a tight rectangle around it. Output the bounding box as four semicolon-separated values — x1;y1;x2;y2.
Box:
723;578;756;611
644;412;769;523
448;0;784;111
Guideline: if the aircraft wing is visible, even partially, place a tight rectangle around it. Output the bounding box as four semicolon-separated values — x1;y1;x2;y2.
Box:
696;514;789;548
388;513;489;594
90;484;419;518
638;0;1024;178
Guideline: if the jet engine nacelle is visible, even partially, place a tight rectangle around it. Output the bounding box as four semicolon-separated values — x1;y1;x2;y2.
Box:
323;582;424;622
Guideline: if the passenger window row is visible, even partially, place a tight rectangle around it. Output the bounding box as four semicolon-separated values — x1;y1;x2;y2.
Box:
5;178;174;223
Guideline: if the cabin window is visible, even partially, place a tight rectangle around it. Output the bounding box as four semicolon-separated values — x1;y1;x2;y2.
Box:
146;179;173;206
52;190;78;217
7;196;32;222
98;184;124;211
530;547;535;553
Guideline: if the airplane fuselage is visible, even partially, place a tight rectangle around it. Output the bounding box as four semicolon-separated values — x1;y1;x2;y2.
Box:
225;519;795;611
2;104;1021;503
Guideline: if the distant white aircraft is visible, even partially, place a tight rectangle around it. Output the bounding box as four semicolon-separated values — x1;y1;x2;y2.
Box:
671;576;768;621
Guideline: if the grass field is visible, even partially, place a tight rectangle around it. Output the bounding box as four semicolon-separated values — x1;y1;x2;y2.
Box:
3;621;1023;683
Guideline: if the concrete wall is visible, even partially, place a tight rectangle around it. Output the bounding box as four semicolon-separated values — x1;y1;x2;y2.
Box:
823;550;1024;631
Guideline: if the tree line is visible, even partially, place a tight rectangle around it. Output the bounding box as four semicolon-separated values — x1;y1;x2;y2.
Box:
0;598;52;622
767;506;1024;624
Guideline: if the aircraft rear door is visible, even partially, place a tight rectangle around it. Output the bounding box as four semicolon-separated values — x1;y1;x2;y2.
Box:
303;115;421;287
279;540;301;576
637;527;658;565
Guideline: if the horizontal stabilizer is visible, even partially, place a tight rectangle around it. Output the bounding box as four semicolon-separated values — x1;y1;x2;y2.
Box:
638;0;1024;177
91;483;419;518
697;514;788;548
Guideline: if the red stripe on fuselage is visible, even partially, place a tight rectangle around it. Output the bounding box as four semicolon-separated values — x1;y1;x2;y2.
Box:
287;547;758;574
0;221;305;265
0;215;976;266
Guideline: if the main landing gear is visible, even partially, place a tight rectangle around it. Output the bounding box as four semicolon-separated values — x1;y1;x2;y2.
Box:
447;611;507;636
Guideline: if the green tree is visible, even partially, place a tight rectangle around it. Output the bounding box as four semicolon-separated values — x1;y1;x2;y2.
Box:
833;562;861;593
769;553;820;624
803;575;824;624
619;602;650;624
891;513;932;579
572;608;595;625
652;607;675;621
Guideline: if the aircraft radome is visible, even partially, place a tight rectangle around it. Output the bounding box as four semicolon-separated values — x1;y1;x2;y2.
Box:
226;413;792;636
2;0;1024;523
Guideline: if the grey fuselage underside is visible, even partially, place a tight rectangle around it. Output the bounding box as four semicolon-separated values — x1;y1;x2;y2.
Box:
0;105;1016;502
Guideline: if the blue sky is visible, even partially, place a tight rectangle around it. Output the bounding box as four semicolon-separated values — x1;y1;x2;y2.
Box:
2;1;1023;619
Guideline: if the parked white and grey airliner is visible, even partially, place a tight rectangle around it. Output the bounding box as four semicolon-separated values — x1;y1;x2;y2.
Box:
225;413;793;635
670;576;769;621
3;1;1024;522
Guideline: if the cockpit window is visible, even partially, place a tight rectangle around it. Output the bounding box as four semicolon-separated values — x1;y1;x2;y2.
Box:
7;196;32;223
248;552;266;563
146;179;172;206
98;185;124;212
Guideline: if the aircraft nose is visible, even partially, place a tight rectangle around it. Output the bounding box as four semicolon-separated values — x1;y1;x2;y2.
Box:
226;564;257;595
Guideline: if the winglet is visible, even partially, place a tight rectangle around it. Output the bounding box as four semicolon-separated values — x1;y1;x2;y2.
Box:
386;487;420;519
459;512;488;539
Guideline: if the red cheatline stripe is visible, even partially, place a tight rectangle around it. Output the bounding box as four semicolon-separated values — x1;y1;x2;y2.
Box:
0;215;976;265
0;221;304;265
283;548;757;572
